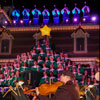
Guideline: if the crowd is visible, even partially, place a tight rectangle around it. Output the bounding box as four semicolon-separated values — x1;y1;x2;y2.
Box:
0;37;99;98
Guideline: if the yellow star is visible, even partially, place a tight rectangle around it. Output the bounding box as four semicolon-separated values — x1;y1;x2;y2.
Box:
40;25;51;36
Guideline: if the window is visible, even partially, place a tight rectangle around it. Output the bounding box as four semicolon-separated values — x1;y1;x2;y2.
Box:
71;26;89;53
0;30;14;55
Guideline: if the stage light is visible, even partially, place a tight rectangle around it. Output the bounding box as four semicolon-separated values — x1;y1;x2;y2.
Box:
74;18;77;22
73;18;78;23
29;20;32;24
20;20;24;24
13;20;16;24
66;19;69;23
4;21;8;24
91;16;97;22
83;18;86;22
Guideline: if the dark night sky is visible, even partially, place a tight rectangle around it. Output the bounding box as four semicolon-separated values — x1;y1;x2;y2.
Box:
0;0;99;13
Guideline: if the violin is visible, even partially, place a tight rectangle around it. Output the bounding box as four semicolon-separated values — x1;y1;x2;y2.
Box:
24;81;63;96
23;86;37;97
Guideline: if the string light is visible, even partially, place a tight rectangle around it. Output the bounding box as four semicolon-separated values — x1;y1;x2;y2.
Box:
0;25;99;32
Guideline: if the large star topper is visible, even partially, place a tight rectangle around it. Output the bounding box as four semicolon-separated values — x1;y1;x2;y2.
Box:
40;25;51;36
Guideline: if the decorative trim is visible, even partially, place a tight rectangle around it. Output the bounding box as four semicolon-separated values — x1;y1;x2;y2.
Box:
0;25;99;32
71;27;89;54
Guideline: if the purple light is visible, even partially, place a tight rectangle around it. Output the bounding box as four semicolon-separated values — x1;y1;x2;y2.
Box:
83;18;86;22
29;20;32;24
13;20;16;24
91;16;96;21
4;21;8;24
73;18;78;22
20;20;24;24
66;19;69;22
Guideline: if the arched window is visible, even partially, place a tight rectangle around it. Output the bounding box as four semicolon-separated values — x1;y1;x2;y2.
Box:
71;26;89;53
0;30;14;55
1;39;10;53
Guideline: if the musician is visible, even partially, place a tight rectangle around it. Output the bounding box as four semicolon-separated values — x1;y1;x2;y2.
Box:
22;8;30;25
12;9;20;23
61;4;70;24
42;6;50;25
72;3;80;22
82;2;90;22
36;70;79;100
52;5;60;24
32;5;41;25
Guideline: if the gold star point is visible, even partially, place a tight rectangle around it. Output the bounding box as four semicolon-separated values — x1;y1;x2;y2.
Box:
40;25;51;36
